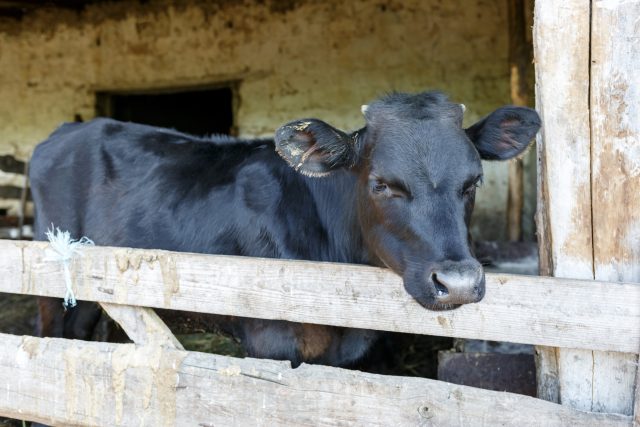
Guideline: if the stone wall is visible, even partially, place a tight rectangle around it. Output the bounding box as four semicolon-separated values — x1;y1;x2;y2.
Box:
0;0;536;240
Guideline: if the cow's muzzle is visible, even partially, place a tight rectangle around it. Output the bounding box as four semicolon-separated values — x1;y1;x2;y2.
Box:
428;259;485;306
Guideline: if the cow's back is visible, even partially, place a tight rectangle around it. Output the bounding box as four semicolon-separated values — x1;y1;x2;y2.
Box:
30;118;284;253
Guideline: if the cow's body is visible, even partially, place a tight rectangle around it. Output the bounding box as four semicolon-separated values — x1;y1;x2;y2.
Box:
31;91;540;367
32;119;376;366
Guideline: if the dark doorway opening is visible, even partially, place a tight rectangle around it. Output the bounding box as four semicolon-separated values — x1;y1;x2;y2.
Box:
97;86;234;137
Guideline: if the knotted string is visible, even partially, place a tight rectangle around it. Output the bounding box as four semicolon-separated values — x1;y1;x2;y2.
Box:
44;226;94;309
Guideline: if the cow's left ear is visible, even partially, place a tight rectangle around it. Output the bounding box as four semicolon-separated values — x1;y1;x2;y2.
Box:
275;119;358;177
465;106;541;160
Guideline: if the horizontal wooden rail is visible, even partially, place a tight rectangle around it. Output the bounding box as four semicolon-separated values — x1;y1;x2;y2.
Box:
0;333;632;426
0;239;639;353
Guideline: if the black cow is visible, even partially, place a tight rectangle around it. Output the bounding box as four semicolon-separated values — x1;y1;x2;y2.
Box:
30;91;540;367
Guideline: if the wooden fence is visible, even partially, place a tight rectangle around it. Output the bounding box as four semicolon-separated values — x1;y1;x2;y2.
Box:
0;155;31;239
534;0;640;416
0;1;638;425
0;239;638;426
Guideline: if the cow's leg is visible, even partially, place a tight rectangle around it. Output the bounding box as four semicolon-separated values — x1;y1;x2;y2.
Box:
36;297;102;340
325;328;379;367
240;319;304;367
62;301;103;340
36;297;64;337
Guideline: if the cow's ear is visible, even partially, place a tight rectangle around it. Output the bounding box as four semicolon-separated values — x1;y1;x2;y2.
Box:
465;106;541;160
275;119;358;177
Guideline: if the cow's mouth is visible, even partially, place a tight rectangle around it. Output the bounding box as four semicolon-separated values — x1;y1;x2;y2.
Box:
413;297;462;312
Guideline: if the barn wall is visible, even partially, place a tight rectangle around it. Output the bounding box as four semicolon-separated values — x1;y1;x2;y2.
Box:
0;0;535;240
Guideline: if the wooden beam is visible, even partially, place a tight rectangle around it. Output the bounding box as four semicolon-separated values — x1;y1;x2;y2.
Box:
533;0;594;406
99;303;183;349
0;240;638;353
506;0;532;241
535;0;640;414
0;333;632;427
589;0;640;415
507;160;524;240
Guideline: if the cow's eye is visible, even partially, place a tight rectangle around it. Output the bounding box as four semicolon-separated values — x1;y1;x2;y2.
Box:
370;179;410;199
463;175;483;197
373;182;388;193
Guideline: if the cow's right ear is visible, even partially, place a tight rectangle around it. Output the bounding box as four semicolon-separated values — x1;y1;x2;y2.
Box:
465;106;541;160
275;119;358;177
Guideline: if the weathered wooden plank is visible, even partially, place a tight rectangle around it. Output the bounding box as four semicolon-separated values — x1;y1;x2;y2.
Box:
0;170;24;187
533;0;595;407
0;199;33;217
99;303;183;349
535;0;640;414
0;240;639;353
586;0;640;415
0;333;632;427
533;0;593;279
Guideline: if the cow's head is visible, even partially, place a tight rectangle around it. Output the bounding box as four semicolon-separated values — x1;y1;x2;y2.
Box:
275;91;540;310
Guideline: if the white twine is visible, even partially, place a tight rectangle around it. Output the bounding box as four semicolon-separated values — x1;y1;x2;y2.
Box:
44;226;94;309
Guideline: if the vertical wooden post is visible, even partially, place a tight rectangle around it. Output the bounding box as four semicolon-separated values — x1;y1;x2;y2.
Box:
534;0;593;405
589;0;640;415
506;0;531;241
535;0;639;414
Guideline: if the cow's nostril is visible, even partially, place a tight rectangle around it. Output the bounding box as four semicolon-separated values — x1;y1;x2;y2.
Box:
431;273;449;296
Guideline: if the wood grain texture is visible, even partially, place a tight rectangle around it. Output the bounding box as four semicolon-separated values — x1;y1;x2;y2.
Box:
99;303;183;349
587;0;640;415
533;0;594;409
0;240;638;353
506;0;532;241
535;0;640;414
0;333;632;427
533;0;593;280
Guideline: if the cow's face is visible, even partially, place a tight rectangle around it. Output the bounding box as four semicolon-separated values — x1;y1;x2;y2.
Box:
275;92;540;310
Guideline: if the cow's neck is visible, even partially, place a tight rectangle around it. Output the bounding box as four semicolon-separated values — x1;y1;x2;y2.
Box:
304;170;372;265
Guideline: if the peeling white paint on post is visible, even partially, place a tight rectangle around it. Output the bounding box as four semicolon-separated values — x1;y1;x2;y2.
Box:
533;0;595;407
535;0;640;415
590;0;640;415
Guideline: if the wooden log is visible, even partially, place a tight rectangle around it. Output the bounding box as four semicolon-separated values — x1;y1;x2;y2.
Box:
0;333;632;427
0;240;638;353
533;0;594;406
506;0;532;241
589;0;640;415
507;160;524;240
0;199;33;217
99;303;183;349
17;161;29;239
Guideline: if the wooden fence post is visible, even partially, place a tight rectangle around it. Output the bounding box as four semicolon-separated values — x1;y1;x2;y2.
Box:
535;0;639;414
589;0;640;414
506;0;532;242
533;0;593;406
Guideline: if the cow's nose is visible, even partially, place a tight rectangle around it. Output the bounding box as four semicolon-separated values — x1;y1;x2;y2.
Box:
429;260;485;305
